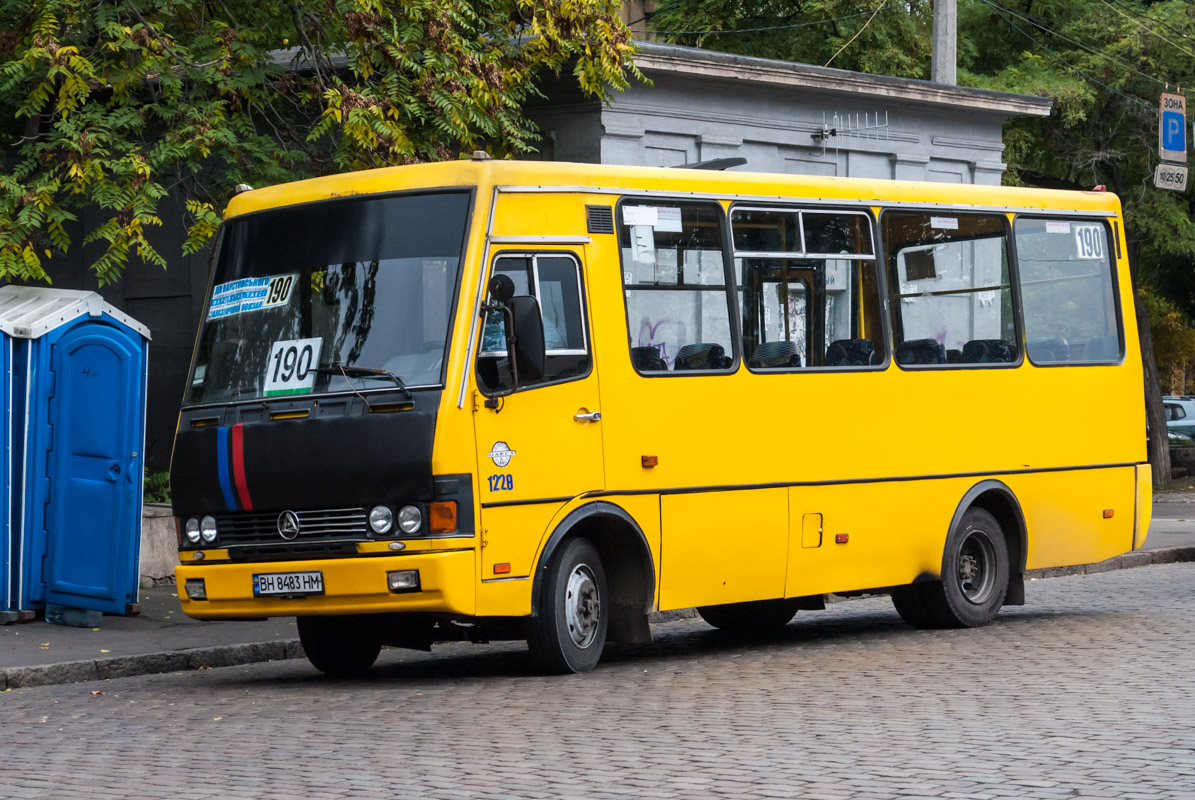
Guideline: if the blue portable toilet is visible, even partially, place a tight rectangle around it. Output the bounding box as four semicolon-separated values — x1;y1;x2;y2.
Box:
0;287;150;622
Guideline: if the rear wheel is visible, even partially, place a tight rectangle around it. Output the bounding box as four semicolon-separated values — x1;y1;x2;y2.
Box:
894;507;1009;629
697;599;799;633
528;537;608;673
297;615;383;677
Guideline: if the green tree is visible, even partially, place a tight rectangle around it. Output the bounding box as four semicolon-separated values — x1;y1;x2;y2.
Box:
651;0;1195;484
1142;283;1195;395
0;0;639;285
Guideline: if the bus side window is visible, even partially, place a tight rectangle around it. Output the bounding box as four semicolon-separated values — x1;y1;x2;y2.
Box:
883;212;1019;367
1014;217;1121;364
477;253;590;392
731;207;885;369
618;200;735;373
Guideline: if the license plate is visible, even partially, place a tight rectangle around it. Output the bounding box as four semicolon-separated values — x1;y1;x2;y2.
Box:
253;571;324;597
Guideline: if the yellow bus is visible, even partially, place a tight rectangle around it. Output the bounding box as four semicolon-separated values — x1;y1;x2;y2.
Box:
172;160;1150;675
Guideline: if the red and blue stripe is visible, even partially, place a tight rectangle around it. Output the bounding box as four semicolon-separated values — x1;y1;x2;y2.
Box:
216;425;254;512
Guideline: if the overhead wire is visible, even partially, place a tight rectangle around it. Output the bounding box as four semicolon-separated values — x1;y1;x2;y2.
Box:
1106;0;1195;44
983;0;1154;110
985;0;1167;89
1096;0;1195;60
824;5;886;68
646;3;901;38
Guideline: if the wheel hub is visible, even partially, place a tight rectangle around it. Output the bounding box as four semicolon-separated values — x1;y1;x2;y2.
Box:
565;564;600;648
957;530;997;605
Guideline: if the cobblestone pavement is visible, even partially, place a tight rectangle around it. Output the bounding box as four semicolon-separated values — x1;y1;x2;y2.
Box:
3;564;1194;800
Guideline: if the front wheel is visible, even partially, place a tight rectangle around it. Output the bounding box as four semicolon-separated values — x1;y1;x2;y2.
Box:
528;537;608;673
297;615;383;677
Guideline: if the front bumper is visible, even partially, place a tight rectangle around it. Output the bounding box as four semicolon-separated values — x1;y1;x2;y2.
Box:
175;550;476;619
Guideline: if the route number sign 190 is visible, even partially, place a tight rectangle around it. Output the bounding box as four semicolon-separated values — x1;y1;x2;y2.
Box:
263;337;323;396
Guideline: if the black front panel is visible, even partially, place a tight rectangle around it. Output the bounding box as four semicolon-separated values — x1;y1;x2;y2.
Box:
171;394;437;517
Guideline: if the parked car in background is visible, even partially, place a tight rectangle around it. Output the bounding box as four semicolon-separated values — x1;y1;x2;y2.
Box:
1163;396;1195;438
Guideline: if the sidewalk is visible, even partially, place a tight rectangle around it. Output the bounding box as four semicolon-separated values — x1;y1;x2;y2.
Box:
0;587;299;689
4;538;1194;691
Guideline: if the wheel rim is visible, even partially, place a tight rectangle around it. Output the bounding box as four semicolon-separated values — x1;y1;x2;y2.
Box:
564;563;600;649
957;529;998;605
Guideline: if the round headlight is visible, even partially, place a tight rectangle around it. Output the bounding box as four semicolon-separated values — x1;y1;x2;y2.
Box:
369;505;394;534
397;505;422;534
200;515;218;544
184;517;201;544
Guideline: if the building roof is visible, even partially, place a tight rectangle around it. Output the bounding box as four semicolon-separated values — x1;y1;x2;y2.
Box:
632;41;1053;118
0;286;150;340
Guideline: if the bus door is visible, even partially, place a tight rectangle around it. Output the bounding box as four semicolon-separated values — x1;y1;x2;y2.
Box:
472;251;604;579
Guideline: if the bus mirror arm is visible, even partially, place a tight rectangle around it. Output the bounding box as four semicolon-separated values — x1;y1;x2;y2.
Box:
478;293;546;408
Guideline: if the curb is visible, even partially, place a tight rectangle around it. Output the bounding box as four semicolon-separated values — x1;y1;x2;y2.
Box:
4;546;1194;691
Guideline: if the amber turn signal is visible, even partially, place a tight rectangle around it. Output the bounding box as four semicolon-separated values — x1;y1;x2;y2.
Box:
641;455;658;468
835;533;849;544
493;563;511;575
1103;509;1114;519
429;501;458;533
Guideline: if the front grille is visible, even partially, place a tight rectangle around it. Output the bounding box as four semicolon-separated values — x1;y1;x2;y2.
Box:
215;507;369;547
228;542;359;562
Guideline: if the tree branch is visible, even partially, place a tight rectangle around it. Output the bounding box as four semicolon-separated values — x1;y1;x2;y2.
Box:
125;1;223;69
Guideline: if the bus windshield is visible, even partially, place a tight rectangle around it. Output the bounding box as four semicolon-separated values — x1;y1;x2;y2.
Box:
186;191;471;405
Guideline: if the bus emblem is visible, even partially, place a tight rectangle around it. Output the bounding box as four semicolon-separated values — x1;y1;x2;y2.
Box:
488;441;517;468
277;510;301;540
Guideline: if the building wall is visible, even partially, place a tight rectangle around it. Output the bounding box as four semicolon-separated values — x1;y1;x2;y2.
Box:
530;63;1018;186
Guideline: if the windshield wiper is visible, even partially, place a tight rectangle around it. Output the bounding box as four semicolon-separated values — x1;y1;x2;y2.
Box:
312;363;412;399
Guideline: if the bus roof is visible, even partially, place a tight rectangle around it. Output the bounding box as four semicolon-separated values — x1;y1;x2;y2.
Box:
225;159;1122;219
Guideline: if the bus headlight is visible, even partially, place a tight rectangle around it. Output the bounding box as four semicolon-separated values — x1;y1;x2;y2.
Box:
200;515;218;544
369;505;394;534
184;517;201;545
398;505;422;534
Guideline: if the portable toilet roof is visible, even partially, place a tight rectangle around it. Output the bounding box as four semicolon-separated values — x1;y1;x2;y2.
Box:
0;286;150;340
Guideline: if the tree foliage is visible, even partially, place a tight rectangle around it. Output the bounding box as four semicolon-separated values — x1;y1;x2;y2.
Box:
1142;283;1195;394
0;0;639;284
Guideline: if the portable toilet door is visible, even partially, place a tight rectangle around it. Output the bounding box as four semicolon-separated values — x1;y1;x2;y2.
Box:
41;319;148;614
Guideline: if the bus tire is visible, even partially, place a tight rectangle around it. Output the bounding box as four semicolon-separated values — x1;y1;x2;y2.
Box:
890;585;939;629
920;507;1010;628
528;537;608;674
697;599;799;632
297;615;382;677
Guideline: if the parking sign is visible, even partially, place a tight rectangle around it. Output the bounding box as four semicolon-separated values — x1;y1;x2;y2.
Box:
1160;92;1187;163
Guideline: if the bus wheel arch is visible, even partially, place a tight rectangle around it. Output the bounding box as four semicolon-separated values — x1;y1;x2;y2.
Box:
531;502;656;647
952;480;1027;606
892;481;1025;629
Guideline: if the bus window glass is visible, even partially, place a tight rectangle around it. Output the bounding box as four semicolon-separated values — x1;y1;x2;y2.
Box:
802;212;874;257
884;212;1018;366
188;191;469;404
731;209;801;253
477;253;589;392
1014;218;1121;363
619;201;734;372
733;208;884;369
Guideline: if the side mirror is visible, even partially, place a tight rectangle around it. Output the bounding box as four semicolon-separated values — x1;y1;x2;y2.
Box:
506;295;545;382
488;273;515;303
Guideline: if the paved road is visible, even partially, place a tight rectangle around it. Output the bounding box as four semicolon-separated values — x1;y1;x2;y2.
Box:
3;563;1194;800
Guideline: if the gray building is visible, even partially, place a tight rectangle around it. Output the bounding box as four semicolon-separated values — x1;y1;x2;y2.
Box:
38;42;1052;471
531;41;1051;183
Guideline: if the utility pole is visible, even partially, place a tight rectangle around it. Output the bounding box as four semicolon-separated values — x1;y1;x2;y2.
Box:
931;0;957;85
